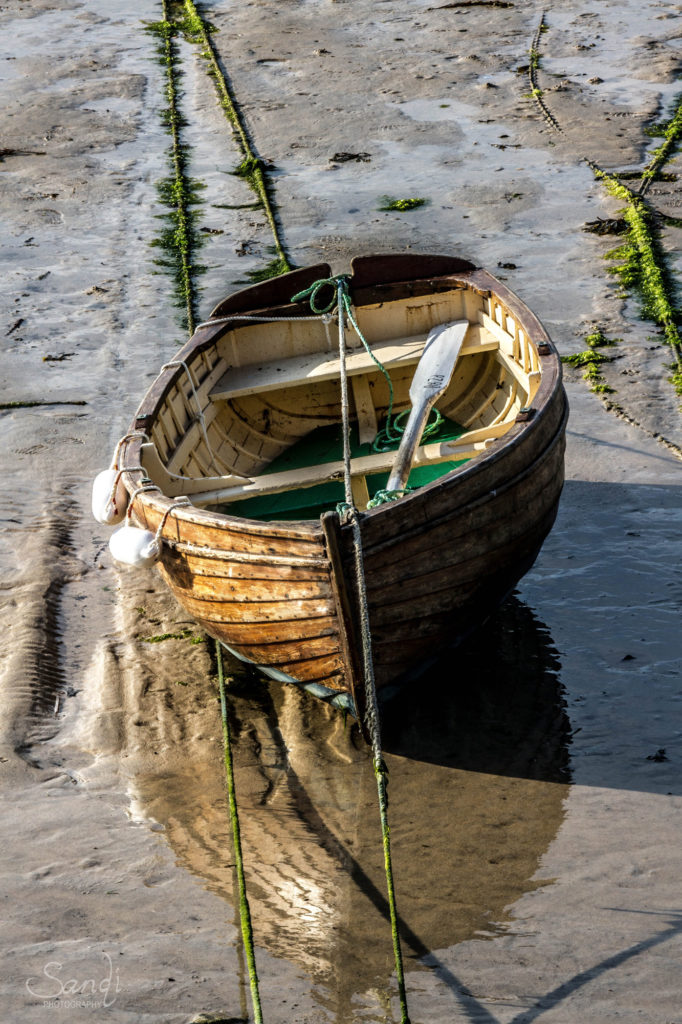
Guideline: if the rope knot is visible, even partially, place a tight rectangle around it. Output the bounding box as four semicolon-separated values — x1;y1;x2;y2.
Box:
290;274;350;315
366;488;410;509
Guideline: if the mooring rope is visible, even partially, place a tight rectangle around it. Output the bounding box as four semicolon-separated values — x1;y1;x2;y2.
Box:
181;0;292;278
291;275;443;470
332;277;411;1024
292;276;400;453
157;0;197;334
216;641;264;1024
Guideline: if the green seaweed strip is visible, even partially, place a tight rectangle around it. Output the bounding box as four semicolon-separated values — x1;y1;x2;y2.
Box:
561;329;618;395
639;96;682;196
180;0;292;280
146;2;203;334
527;12;561;131
595;171;682;382
0;399;87;410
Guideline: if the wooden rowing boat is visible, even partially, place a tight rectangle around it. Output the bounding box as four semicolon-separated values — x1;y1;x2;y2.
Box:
113;252;567;726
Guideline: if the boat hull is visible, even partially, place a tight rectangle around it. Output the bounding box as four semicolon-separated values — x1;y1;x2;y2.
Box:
118;254;567;723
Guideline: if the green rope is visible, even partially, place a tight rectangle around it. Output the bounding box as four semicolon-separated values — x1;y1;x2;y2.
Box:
291;275;340;314
366;487;410;509
182;0;291;276
317;277;410;1022
216;642;264;1024
372;405;444;453
293;276;398;446
346;506;411;1024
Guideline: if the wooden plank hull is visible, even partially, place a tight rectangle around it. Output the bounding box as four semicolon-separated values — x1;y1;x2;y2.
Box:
118;253;567;727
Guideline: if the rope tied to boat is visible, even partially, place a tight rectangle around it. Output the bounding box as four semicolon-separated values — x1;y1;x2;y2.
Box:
366;487;410;509
93;433;150;522
196;275;442;504
216;642;264;1024
152;495;192;545
292;275;401;456
111;430;149;469
331;278;411;1024
194;310;333;330
126;481;163;515
290;275;342;315
293;275;445;508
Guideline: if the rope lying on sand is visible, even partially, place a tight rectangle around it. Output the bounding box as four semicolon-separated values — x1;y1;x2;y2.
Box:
216;642;264;1024
331;276;412;1024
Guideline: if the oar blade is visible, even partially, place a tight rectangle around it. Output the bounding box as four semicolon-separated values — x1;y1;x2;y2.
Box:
408;320;469;404
386;319;469;493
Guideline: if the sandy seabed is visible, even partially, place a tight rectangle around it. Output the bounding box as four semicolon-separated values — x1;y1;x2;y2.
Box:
1;1;681;1022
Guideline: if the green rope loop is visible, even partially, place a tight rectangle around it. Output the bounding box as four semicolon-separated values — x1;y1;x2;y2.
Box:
291;275;344;314
366;487;411;509
216;642;264;1024
292;275;398;442
372;405;444;453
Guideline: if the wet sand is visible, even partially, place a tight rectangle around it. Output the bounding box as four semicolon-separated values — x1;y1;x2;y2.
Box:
1;1;681;1021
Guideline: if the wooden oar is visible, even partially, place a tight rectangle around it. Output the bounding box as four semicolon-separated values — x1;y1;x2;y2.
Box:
386;319;469;492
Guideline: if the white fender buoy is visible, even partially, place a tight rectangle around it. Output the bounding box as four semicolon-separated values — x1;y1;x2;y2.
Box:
92;469;129;525
109;523;160;568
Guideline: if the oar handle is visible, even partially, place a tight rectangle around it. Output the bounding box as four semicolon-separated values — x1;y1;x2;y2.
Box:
386;400;435;492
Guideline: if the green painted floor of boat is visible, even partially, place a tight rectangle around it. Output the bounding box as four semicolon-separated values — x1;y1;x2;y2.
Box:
217;416;470;521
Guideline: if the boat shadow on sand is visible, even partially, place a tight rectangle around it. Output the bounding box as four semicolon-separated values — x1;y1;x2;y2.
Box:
129;594;572;1015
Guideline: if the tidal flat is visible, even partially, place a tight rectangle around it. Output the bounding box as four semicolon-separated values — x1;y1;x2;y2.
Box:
1;1;681;1021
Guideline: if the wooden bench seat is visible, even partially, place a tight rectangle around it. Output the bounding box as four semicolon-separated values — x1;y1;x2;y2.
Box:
186;421;512;508
209;323;497;402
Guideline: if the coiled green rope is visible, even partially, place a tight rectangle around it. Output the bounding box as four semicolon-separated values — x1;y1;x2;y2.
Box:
216;642;264;1024
373;405;444;453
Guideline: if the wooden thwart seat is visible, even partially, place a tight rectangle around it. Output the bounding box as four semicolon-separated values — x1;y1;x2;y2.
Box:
209;323;497;402
141;420;512;509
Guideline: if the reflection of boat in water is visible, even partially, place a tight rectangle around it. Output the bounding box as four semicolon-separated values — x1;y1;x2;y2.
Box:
128;595;570;1016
